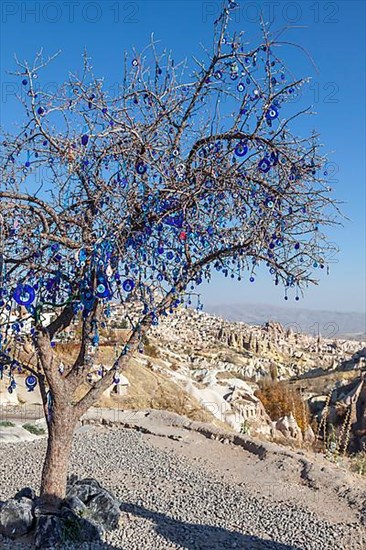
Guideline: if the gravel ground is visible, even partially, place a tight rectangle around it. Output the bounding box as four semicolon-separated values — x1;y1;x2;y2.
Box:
0;426;365;549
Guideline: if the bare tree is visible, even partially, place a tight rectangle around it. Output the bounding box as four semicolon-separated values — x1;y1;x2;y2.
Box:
0;2;338;504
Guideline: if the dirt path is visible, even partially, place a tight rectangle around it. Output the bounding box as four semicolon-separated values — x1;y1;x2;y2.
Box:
82;408;366;528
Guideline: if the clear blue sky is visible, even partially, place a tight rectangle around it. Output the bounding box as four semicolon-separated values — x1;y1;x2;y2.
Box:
1;0;365;313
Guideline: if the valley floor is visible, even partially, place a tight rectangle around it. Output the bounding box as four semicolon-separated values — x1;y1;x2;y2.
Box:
0;412;365;549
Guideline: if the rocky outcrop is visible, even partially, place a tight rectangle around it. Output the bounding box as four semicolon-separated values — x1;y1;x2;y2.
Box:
0;496;34;538
222;384;273;435
66;476;121;531
303;425;316;444
275;414;303;443
148;307;365;382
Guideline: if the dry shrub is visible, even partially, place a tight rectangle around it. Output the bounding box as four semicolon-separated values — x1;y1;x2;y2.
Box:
349;451;366;475
144;343;159;358
150;383;209;422
255;380;310;431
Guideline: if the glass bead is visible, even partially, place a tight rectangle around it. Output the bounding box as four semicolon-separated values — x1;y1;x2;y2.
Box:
13;284;36;306
25;375;37;391
235;142;248;157
136;161;147;174
266;105;279;120
122;279;135;292
258;158;271;173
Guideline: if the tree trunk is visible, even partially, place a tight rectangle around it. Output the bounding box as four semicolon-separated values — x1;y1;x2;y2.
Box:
40;401;77;506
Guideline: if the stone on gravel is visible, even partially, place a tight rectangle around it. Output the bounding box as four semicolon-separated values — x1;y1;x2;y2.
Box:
35;501;105;548
0;496;34;538
62;495;86;516
66;477;121;530
14;487;37;501
66;477;103;503
86;490;121;530
60;507;102;542
35;514;64;549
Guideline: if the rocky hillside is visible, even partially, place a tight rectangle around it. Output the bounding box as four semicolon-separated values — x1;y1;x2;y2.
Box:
205;303;366;339
2;306;365;444
149;307;365;381
134;307;365;438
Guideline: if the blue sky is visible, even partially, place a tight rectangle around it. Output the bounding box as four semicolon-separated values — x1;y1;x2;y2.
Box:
0;0;365;313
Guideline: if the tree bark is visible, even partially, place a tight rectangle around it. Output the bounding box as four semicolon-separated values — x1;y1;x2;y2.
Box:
40;401;77;506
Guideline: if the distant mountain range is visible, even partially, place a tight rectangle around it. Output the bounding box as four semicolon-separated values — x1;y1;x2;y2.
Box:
204;303;366;340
